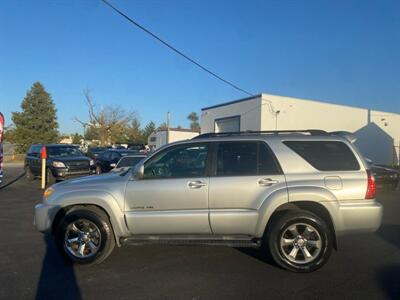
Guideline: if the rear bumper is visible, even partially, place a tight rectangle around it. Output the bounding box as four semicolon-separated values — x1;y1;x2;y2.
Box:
335;201;383;235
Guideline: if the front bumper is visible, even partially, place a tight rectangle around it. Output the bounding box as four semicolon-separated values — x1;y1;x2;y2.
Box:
52;167;96;180
34;203;60;233
335;201;383;235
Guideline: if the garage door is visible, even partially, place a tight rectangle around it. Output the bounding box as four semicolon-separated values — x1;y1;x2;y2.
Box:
215;116;240;133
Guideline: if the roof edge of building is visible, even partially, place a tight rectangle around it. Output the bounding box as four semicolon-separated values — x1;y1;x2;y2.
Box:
201;94;263;111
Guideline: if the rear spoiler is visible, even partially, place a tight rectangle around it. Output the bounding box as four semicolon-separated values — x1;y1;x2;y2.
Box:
330;131;357;143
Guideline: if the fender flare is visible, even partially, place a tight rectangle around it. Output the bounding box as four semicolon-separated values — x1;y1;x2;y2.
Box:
51;190;130;245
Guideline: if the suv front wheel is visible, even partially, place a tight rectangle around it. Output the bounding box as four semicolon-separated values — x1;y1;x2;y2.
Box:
55;206;115;265
266;210;333;272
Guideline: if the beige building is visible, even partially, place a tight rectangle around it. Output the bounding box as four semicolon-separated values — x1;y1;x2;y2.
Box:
201;93;400;166
148;128;199;149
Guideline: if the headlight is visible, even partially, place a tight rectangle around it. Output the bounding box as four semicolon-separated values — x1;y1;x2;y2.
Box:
90;159;94;166
43;187;54;199
52;161;66;168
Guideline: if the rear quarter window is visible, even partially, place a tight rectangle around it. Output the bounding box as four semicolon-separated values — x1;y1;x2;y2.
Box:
283;141;360;171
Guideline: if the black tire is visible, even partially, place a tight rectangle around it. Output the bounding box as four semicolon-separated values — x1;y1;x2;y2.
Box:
46;168;56;186
25;166;35;181
265;210;333;273
55;206;115;265
95;165;102;175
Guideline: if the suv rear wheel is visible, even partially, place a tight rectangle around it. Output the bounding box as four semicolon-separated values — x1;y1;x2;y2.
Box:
55;207;115;265
266;210;333;272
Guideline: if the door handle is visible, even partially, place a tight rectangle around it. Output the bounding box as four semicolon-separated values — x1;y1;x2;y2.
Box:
188;181;207;189
258;178;279;187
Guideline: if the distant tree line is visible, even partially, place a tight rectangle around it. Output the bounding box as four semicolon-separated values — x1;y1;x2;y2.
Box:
4;82;201;153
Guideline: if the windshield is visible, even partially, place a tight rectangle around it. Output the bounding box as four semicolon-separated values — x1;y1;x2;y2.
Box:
117;156;145;168
47;146;84;158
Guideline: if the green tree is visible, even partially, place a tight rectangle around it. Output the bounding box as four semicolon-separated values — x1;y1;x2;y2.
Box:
72;133;83;144
11;82;59;153
142;121;156;144
126;117;144;144
84;126;100;141
3;125;16;143
187;112;200;132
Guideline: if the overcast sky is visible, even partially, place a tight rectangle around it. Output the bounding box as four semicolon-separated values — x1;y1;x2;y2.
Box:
1;0;399;134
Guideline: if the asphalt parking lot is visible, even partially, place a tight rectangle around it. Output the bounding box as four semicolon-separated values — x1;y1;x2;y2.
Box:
0;163;399;300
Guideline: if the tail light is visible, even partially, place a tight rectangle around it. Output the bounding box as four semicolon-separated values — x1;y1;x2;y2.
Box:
365;169;376;199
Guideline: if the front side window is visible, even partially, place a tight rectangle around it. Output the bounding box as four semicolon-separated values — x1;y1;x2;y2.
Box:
117;156;145;168
144;144;209;179
216;142;281;176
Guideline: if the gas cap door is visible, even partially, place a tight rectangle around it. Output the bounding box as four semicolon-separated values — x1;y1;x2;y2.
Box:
324;176;343;190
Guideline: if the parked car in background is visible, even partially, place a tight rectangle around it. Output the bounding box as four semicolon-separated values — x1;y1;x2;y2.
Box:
86;147;108;159
25;144;95;184
128;143;147;153
111;154;147;172
94;149;140;174
366;158;399;190
34;130;382;272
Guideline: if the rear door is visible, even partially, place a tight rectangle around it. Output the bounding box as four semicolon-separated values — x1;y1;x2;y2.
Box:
208;141;286;235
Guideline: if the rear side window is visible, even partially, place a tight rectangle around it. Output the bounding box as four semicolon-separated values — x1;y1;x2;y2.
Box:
283;141;360;171
216;142;281;176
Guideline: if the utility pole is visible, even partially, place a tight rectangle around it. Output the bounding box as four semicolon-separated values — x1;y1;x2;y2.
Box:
166;112;171;144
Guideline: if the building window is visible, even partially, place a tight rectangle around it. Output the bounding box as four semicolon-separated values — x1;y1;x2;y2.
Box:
214;116;240;133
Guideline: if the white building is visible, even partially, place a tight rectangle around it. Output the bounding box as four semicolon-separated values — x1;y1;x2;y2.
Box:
148;128;199;149
201;93;400;166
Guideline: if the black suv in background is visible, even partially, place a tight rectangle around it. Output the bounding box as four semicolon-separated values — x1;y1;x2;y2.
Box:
25;144;95;184
94;149;139;174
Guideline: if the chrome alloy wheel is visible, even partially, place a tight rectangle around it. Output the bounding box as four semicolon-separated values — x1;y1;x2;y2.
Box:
64;219;102;258
279;223;322;264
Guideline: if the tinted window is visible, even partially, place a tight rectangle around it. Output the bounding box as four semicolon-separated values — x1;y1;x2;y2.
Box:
258;143;281;175
110;152;121;161
100;151;111;160
47;146;83;158
144;144;208;179
216;142;280;176
283;141;360;171
217;142;257;176
116;156;145;168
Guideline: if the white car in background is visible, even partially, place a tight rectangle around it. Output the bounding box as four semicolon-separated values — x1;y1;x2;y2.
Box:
111;154;147;172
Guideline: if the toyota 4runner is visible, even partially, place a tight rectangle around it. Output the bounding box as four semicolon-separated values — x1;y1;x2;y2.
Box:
34;130;382;272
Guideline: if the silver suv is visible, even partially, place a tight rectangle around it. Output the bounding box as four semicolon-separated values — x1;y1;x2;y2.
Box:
34;130;382;272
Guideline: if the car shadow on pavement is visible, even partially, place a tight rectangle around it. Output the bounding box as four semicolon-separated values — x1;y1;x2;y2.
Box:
377;224;400;249
235;247;277;268
376;264;400;299
35;235;82;300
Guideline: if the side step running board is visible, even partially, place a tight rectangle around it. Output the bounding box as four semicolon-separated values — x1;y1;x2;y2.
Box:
120;235;261;248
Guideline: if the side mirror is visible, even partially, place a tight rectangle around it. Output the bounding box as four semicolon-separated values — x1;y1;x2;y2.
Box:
133;164;144;180
110;163;116;168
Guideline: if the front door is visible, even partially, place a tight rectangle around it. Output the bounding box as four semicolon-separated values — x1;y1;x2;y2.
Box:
125;143;211;234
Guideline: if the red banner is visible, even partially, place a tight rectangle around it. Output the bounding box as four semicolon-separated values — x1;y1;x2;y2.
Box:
0;112;4;184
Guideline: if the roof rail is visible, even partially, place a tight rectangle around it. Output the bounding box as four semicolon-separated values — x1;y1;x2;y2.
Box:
193;129;328;139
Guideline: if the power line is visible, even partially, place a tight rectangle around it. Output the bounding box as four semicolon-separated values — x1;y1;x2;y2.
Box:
101;0;253;96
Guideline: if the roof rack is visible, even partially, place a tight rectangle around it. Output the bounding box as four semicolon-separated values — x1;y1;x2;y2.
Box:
193;129;328;139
